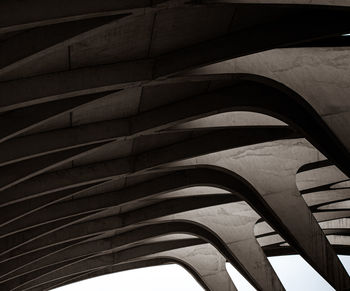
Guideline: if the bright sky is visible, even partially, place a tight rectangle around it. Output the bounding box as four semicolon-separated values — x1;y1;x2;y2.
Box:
52;255;350;291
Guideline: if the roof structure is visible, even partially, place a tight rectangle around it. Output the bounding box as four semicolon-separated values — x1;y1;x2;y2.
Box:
1;1;350;290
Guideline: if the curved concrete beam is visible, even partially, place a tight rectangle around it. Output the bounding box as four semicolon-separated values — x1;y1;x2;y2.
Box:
1;6;349;111
1;3;350;290
134;243;237;291
0;0;188;33
8;239;206;291
0;221;238;290
18;241;237;291
160;138;350;289
0;220;238;283
0;195;237;260
44;258;210;291
2;139;348;289
0;173;238;237
143;202;284;290
1;77;349;203
0;125;296;207
0;15;128;76
1;136;348;290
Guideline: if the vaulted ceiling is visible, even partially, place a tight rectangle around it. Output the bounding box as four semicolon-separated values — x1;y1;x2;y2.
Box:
1;1;350;290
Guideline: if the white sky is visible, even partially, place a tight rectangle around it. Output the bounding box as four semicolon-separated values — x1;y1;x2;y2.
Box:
53;255;350;291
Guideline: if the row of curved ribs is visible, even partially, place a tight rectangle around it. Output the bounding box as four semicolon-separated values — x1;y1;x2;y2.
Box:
1;1;350;290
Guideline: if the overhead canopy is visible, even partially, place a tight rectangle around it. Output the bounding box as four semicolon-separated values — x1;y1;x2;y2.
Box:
1;1;350;290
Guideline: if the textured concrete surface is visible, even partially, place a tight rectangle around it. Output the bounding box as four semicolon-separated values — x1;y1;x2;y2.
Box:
0;2;350;290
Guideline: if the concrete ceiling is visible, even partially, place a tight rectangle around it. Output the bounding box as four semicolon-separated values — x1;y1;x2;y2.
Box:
1;1;350;290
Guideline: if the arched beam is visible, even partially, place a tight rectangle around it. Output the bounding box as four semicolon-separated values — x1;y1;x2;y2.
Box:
0;166;288;289
0;91;115;143
2;222;242;290
0;125;296;207
1;6;350;111
1;77;349;197
42;258;210;291
0;15;128;75
1;133;348;288
14;239;207;291
0;0;186;33
154;139;350;289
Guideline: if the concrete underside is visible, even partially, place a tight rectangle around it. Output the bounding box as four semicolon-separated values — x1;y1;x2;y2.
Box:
1;1;350;290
